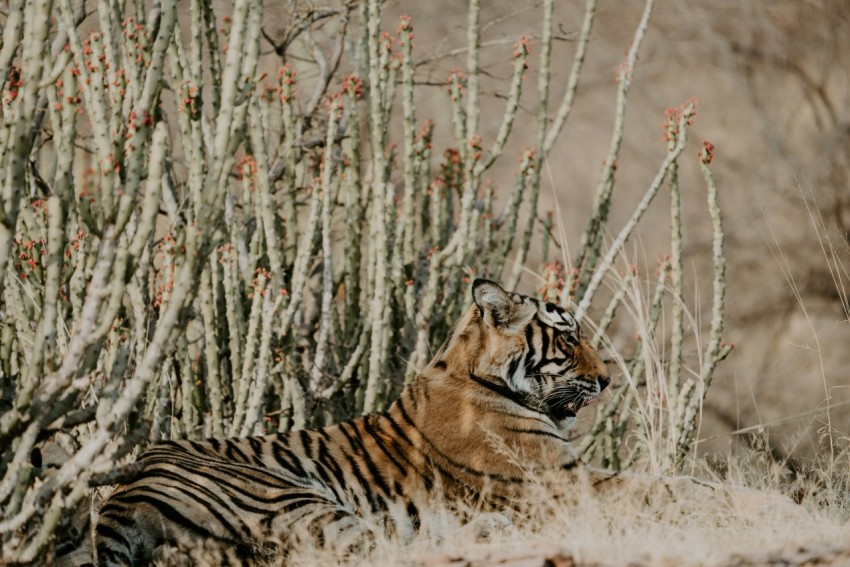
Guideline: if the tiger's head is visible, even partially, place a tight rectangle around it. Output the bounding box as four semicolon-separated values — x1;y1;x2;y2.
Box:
433;279;610;431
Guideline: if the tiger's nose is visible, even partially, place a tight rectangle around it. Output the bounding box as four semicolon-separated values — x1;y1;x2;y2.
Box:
597;376;610;392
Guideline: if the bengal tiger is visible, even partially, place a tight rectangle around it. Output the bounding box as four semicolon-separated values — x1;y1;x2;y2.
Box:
93;279;610;565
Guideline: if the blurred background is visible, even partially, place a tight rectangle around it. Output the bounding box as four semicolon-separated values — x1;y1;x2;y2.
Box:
288;0;850;461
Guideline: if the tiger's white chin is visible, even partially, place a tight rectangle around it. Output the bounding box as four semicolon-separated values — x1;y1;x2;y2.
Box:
557;416;577;431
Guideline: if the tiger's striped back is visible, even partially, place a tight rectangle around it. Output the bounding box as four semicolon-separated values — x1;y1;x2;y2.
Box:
94;279;609;565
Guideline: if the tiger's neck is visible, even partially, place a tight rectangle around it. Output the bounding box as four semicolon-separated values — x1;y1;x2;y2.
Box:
379;357;574;490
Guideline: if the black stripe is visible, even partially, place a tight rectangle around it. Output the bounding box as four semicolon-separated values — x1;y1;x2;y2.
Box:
362;417;408;477
384;408;416;448
396;393;525;484
346;421;393;498
95;522;134;556
539;325;550;359
489;407;553;427
468;373;540;414
506;356;521;382
141;452;290;489
340;451;374;506
317;438;348;492
524;324;535;351
418;380;432;404
338;422;389;505
96;545;133;566
306;511;333;547
119;480;247;539
382;411;434;491
141;443;187;461
299;430;314;460
274;493;333;514
132;470;244;521
312;456;335;487
504;427;568;442
248;437;266;466
406;501;421;531
96;503;137;529
117;489;243;541
394;398;418;434
143;463;308;509
272;440;307;477
337;420;359;454
408;383;420;410
225;439;250;463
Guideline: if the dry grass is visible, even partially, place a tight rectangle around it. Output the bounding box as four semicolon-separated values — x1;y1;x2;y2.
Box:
144;444;850;566
273;449;849;567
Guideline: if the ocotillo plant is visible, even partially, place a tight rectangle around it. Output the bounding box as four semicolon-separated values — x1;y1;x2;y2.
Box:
0;0;728;560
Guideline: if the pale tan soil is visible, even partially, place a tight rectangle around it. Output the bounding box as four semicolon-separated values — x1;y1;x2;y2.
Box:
407;542;850;567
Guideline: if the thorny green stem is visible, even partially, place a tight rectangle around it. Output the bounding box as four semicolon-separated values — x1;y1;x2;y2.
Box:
575;104;694;321
668;153;685;418
574;0;655;299
309;98;343;395
543;0;597;155
507;0;552;291
363;0;391;413
676;150;728;465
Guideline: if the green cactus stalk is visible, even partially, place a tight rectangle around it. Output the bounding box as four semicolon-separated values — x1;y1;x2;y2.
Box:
574;0;656;299
576;103;694;321
363;0;392;413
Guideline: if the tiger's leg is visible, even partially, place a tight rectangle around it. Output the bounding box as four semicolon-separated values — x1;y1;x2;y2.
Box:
95;495;161;566
94;483;255;566
269;501;376;559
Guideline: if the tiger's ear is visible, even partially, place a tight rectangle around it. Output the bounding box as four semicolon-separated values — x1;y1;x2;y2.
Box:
472;279;534;334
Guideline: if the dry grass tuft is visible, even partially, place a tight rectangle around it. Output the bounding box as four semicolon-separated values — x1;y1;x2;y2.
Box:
274;448;850;567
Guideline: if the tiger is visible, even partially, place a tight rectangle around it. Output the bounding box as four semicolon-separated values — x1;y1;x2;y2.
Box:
92;278;610;565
